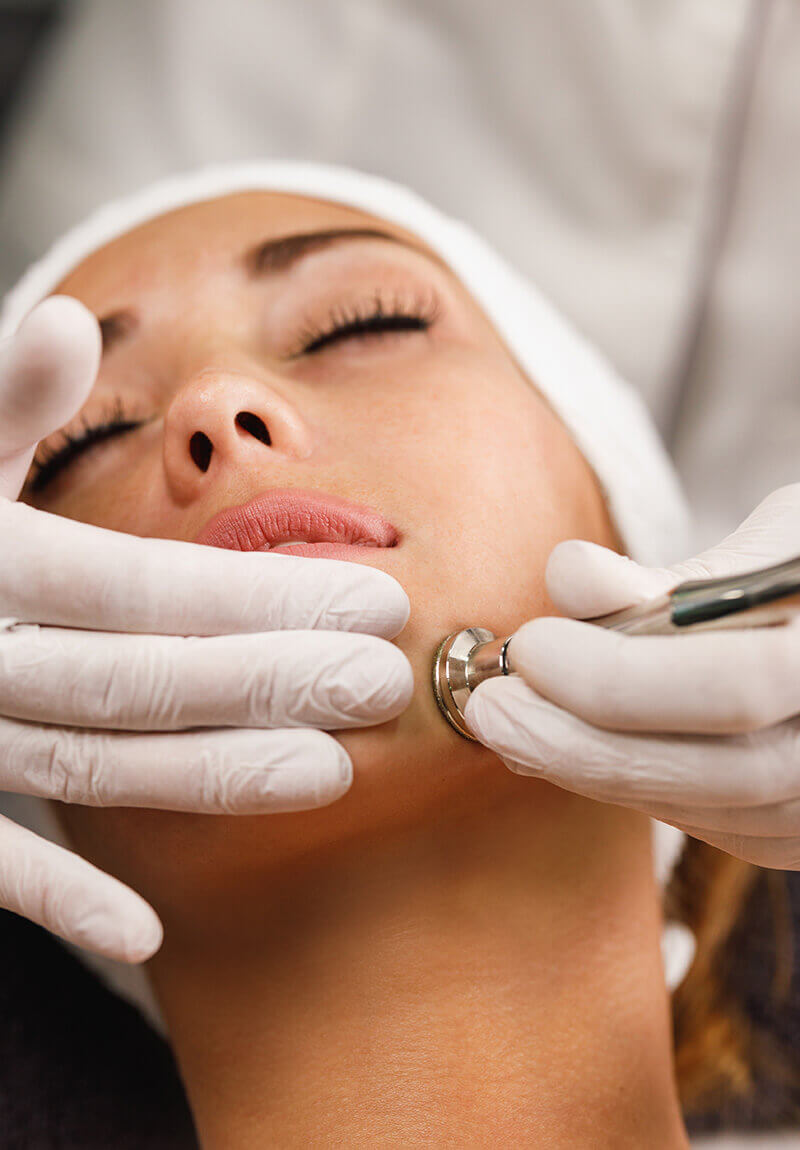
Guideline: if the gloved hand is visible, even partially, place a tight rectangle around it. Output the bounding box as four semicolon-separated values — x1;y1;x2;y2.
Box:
465;485;800;869
0;297;412;961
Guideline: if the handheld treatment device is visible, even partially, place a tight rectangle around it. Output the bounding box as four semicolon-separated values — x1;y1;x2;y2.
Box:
433;554;800;740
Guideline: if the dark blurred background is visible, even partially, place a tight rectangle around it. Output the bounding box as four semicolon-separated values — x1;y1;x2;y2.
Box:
0;1;61;145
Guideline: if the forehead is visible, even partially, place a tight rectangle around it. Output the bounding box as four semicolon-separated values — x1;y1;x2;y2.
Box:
56;191;444;311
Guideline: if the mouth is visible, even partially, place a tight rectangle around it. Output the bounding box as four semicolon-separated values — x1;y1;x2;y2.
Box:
194;487;401;557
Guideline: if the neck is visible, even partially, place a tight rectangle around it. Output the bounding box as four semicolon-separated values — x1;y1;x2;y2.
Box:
149;790;687;1149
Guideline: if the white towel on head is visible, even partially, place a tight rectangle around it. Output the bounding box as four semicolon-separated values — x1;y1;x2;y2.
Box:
1;160;688;565
0;161;693;1005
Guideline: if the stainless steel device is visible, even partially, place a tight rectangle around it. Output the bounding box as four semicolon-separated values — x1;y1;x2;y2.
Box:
432;554;800;741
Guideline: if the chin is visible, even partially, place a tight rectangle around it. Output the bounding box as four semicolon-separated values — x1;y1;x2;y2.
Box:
53;598;534;934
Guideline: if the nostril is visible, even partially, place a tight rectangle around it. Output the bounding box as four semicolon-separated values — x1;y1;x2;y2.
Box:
236;411;271;445
190;431;213;472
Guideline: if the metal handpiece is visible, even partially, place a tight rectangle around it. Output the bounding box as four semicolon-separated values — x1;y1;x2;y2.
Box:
432;554;800;741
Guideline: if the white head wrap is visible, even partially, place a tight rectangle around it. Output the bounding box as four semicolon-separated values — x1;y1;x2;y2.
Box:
1;162;692;1004
1;160;688;565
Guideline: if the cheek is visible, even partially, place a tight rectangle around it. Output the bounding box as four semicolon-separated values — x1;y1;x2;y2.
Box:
50;354;617;930
323;360;618;837
30;448;166;534
382;357;615;644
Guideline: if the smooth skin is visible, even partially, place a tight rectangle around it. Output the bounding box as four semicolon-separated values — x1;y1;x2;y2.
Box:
23;192;688;1148
0;298;411;960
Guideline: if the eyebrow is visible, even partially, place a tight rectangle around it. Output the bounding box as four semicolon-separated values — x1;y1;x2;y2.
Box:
96;227;418;354
243;227;408;275
98;311;137;353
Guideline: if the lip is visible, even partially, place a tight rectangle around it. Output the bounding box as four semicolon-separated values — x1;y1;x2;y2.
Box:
194;487;401;554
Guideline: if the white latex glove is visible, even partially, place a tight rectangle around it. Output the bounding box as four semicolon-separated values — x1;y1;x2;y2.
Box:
0;298;412;961
465;485;800;869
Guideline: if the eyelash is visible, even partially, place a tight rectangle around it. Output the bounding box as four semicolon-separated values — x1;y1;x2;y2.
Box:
291;289;441;356
28;397;144;494
27;290;442;492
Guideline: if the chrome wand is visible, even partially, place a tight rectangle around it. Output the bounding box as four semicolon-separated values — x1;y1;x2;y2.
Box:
432;554;800;741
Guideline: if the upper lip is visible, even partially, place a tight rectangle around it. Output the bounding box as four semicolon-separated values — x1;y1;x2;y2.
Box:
194;487;400;551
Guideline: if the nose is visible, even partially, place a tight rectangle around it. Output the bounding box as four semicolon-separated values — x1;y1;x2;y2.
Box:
163;368;314;503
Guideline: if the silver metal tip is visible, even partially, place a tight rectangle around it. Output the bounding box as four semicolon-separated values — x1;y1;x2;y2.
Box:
431;627;495;741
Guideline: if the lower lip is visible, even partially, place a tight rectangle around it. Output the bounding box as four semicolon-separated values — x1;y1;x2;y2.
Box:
266;542;394;560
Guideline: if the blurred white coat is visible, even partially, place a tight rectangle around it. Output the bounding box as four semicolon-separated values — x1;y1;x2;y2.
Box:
1;4;800;1144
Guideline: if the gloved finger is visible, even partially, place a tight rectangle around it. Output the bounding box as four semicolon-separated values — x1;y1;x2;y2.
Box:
464;674;800;807
545;484;800;621
642;789;800;838
0;812;162;962
0;297;100;499
545;540;677;618
0;500;409;639
0;720;352;812
0;625;412;730
507;615;800;734
664;820;800;871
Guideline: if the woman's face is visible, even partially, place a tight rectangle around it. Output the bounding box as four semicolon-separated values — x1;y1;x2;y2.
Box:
24;192;616;922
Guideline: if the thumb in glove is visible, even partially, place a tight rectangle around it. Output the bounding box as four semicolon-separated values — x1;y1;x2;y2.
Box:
0;296;101;499
545;484;800;621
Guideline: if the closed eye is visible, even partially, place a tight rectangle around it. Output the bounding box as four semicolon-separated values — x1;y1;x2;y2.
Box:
28;401;144;493
294;291;441;356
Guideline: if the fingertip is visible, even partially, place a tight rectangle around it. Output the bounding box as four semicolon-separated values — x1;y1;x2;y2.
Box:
463;673;518;742
464;677;556;772
330;740;354;794
546;540;670;617
232;730;354;813
330;564;410;637
462;686;486;739
23;294;97;333
18;296;101;379
546;541;638;615
117;908;164;964
360;567;411;637
297;737;354;810
364;639;414;720
546;538;614;580
2;296;101;450
73;889;164;964
380;653;414;721
390;585;411;635
507;616;586;682
546;537;616;581
297;632;413;728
